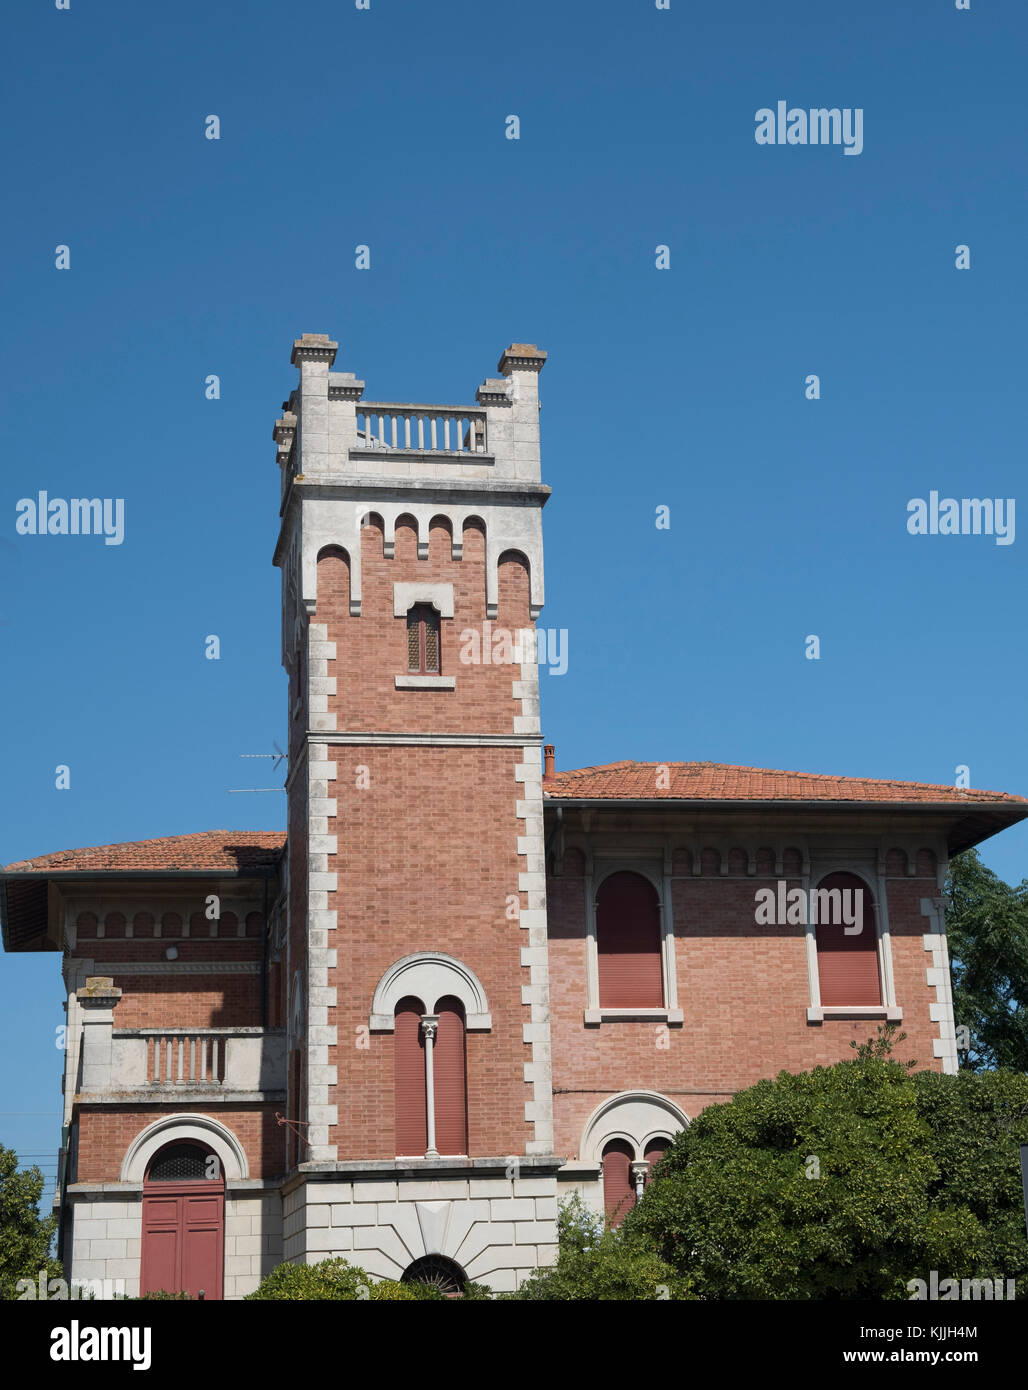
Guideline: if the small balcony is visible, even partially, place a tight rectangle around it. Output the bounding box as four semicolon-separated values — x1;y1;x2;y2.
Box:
76;1027;286;1103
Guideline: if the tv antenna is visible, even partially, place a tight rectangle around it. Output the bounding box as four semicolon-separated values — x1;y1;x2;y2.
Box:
228;741;288;792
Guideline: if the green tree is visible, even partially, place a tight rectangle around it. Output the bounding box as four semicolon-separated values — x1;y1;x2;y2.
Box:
944;849;1028;1072
0;1144;61;1300
911;1066;1028;1291
512;1192;691;1300
625;1052;984;1299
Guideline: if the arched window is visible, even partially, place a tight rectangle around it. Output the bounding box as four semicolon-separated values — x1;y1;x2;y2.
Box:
393;995;468;1158
596;871;663;1008
394;997;428;1156
814;872;882;1007
146;1143;211;1182
433;997;468;1156
407;603;440;674
602;1139;636;1226
401;1255;467;1295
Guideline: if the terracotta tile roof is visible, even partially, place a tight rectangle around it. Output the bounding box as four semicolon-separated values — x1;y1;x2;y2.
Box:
3;831;286;875
542;761;1027;805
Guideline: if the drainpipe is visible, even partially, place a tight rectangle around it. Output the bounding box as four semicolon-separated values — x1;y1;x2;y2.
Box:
545;806;563;865
261;876;269;1029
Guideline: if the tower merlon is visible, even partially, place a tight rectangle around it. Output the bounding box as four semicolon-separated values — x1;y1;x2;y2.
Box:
274;332;549;622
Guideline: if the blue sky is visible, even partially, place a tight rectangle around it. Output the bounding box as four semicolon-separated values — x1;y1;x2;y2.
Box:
2;0;1025;1203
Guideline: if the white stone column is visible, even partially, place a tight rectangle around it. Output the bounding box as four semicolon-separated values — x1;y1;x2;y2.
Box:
631;1161;650;1202
421;1015;439;1157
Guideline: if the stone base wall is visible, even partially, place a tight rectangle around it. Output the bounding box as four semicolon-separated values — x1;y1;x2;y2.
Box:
69;1196;143;1296
67;1189;283;1300
284;1173;558;1293
224;1192;283;1298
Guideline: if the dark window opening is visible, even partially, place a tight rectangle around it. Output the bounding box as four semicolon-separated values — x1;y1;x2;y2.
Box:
146;1142;211;1183
401;1255;467;1295
407;604;441;674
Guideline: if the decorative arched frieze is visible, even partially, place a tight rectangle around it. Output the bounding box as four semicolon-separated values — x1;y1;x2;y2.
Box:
369;952;491;1031
579;1092;689;1166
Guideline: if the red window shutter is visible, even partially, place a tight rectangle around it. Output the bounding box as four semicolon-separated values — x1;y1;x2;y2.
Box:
602;1140;636;1226
644;1137;670;1171
597;871;663;1007
815;873;882;1006
433;996;468;1155
394;997;428;1155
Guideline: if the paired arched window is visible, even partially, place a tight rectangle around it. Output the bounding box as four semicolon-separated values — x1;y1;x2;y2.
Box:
407;603;441;674
601;1135;670;1226
596;871;663;1008
814;872;882;1007
394;995;467;1157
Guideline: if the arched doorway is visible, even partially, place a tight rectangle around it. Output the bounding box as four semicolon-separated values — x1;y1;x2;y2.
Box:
140;1140;224;1299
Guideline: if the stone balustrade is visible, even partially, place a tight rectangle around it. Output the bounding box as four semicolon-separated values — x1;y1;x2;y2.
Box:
93;1027;286;1096
356;404;487;455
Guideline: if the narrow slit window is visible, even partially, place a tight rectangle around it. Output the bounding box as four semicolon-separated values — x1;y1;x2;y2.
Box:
407;604;441;674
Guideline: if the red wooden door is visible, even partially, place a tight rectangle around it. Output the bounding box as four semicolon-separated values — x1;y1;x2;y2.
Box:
141;1182;224;1299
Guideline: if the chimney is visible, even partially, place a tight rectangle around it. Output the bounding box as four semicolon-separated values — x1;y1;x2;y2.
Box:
543;745;555;779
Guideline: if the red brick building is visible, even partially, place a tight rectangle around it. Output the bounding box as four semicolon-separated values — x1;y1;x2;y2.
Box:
3;333;1025;1297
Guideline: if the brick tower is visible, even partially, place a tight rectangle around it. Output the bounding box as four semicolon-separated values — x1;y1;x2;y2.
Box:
272;333;560;1289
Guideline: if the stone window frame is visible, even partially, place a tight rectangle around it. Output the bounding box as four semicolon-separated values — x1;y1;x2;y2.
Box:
406;602;441;675
372;953;485;1162
578;1091;689;1174
804;863;902;1024
121;1114;248;1185
393;583;456;690
368;951;491;1032
583;858;683;1025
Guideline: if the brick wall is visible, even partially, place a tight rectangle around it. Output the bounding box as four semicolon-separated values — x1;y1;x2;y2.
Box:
547;854;944;1159
309;516;538;1159
75;1104;286;1182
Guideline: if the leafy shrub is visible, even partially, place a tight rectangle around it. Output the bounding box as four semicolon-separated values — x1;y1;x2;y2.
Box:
512;1193;690;1300
246;1256;489;1300
625;1045;1028;1299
